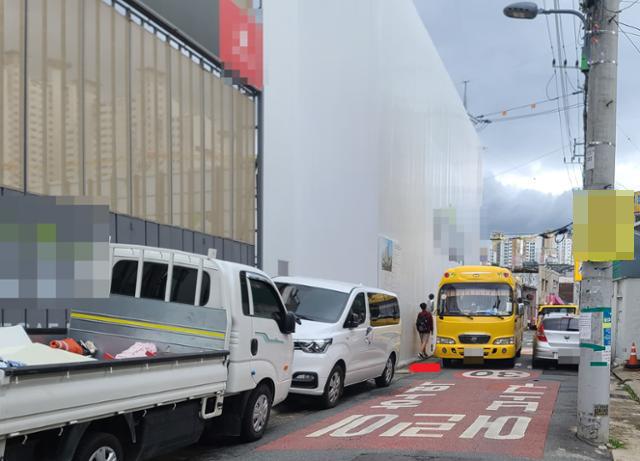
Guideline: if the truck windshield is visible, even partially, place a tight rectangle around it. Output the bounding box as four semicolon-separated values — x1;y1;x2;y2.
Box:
438;283;514;317
276;283;349;323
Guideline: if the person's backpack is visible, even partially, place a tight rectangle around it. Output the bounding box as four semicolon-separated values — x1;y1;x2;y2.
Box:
416;313;429;333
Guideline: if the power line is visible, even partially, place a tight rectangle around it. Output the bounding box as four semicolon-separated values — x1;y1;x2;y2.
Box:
616;19;640;55
474;90;582;119
487;145;569;179
618;20;640;33
488;103;583;123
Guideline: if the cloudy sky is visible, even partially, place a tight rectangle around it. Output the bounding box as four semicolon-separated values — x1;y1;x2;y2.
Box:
415;0;640;237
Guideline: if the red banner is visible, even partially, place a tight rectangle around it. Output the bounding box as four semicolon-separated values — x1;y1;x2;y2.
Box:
219;0;263;90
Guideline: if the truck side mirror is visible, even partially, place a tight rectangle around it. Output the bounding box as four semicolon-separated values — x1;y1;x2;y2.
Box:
282;311;297;334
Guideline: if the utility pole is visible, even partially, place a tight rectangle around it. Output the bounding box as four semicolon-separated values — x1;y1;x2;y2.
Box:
577;0;619;445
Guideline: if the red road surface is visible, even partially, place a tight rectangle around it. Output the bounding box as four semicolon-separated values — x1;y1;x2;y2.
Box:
260;377;559;459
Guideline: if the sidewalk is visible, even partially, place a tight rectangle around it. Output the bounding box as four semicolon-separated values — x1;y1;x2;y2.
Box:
609;366;640;461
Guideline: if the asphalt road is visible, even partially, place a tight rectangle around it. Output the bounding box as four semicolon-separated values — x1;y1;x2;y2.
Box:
157;332;611;461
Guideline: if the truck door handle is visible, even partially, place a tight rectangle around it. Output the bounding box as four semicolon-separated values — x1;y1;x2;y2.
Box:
251;338;258;356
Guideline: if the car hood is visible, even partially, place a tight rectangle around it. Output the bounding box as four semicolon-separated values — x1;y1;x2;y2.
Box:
293;319;339;340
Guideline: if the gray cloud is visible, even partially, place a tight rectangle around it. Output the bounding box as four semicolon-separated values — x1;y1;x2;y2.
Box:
415;0;640;235
481;176;572;238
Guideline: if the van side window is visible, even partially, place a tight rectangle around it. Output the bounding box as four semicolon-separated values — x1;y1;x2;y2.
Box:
111;260;138;296
368;293;400;327
349;293;366;326
140;262;167;300
249;278;284;321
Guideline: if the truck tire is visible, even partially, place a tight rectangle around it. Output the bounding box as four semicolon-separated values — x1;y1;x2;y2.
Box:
321;364;344;409
73;432;123;461
241;383;273;442
375;354;395;387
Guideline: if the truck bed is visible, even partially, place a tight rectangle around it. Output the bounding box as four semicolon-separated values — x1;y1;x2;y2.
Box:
0;350;228;439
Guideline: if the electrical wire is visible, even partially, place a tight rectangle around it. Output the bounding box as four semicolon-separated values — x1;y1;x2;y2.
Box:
488;103;583;123
487;145;570;179
618;20;640;33
474;90;582;119
617;20;640;55
605;0;640;13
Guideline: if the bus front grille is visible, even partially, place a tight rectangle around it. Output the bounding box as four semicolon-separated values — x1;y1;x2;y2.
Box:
458;334;490;344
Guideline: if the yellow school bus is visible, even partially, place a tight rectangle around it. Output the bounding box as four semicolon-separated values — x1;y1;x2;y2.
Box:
434;265;524;367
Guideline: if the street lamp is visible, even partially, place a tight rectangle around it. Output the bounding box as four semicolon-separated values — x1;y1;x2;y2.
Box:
503;1;585;25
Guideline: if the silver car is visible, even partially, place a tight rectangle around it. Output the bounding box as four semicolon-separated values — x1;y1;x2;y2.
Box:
533;315;580;367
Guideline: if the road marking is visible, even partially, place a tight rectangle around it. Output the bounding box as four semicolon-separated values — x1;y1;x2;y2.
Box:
261;378;560;459
461;370;534;380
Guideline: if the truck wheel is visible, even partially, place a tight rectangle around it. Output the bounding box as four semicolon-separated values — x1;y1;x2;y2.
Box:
241;383;273;442
73;432;123;461
375;354;395;387
321;364;344;409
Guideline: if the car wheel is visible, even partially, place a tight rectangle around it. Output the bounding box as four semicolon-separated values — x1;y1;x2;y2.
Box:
442;358;452;368
321;364;344;409
375;354;395;387
516;348;522;358
241;383;273;442
504;357;516;368
73;432;123;461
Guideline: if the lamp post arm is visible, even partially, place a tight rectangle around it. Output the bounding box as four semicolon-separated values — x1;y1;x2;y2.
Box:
539;8;586;25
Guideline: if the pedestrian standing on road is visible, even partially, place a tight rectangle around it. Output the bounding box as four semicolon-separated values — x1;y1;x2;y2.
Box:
416;302;433;359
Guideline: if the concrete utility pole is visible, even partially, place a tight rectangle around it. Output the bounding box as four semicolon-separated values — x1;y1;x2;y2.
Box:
577;0;619;445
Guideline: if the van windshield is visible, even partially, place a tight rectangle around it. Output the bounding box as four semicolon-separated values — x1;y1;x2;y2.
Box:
276;283;348;324
438;283;514;317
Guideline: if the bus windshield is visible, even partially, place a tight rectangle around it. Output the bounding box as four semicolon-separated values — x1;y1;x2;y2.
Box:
438;283;514;317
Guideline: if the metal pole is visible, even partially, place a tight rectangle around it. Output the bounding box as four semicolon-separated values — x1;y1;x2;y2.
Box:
577;0;619;445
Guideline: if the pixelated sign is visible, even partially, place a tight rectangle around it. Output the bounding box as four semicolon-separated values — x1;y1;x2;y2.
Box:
219;0;263;89
261;378;559;459
0;196;109;313
573;190;635;261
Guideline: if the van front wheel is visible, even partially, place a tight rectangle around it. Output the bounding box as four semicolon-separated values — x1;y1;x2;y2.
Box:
375;355;395;387
321;365;344;409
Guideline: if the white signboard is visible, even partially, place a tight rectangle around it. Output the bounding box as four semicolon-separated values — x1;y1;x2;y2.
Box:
579;312;592;341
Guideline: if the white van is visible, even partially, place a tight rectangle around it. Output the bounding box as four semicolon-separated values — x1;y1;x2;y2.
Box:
274;277;401;408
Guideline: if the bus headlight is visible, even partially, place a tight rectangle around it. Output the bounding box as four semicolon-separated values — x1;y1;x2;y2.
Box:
493;336;515;345
437;336;455;345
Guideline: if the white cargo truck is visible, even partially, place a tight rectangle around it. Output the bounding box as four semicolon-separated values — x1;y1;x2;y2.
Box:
0;244;296;461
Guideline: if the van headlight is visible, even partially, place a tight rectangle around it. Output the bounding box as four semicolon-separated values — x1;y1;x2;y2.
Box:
294;339;333;353
493;336;515;345
437;336;456;345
